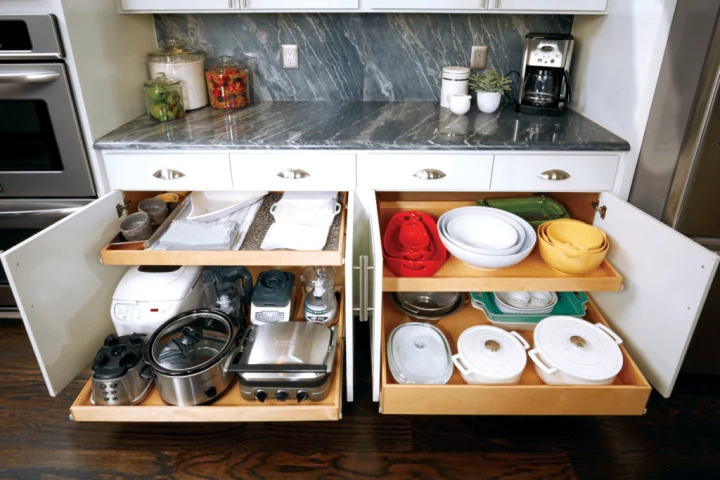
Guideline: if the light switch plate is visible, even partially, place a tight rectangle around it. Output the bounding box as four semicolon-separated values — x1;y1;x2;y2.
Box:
470;46;488;70
282;44;299;69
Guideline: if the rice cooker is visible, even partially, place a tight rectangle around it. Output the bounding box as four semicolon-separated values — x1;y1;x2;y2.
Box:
111;265;204;336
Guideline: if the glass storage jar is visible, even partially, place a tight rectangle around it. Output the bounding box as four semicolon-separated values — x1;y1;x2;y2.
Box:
148;39;208;110
206;56;250;110
144;73;185;123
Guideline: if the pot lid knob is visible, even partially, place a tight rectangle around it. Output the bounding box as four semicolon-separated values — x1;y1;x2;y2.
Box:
180;326;203;346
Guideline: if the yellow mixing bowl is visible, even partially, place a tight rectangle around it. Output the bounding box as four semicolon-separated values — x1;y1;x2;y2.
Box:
546;221;606;251
538;236;608;275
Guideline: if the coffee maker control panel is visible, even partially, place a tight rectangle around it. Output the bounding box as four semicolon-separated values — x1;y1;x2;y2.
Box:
527;41;569;68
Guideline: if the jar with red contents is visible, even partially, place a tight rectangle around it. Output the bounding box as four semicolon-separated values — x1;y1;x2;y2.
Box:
206;56;250;110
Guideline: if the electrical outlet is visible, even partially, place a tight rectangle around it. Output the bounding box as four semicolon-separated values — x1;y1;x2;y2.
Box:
282;44;299;69
470;46;488;70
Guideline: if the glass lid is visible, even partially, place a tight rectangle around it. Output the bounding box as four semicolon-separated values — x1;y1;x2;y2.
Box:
150;311;233;373
148;38;204;63
144;72;181;87
387;323;452;385
208;55;244;73
534;316;623;381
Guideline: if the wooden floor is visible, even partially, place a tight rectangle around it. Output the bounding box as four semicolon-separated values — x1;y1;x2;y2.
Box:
1;318;720;480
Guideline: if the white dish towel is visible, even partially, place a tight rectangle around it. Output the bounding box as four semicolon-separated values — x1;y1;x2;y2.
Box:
261;192;340;251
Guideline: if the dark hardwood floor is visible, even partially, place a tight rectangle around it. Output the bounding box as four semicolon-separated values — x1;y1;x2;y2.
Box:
1;317;719;480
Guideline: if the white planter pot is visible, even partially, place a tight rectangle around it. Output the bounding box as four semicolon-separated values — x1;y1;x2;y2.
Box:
476;92;502;113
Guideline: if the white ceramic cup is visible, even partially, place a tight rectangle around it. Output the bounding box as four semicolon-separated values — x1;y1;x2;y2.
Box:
448;94;472;115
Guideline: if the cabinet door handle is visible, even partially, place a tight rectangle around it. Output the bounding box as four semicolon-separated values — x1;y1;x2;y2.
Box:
277;168;310;180
413;169;447;180
538;169;571;181
480;0;488;7
153;168;186;180
493;0;501;8
242;0;248;7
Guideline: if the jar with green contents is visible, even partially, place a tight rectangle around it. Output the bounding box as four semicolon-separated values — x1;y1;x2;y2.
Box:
144;73;185;122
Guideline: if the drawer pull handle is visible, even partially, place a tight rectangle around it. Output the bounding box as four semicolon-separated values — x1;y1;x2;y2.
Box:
153;168;186;180
277;168;310;180
413;169;446;180
538;169;571;181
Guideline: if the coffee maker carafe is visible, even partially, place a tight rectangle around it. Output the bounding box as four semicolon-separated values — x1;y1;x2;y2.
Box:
516;33;574;116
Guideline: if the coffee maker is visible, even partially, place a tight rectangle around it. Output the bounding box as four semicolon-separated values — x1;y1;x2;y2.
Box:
516;33;574;116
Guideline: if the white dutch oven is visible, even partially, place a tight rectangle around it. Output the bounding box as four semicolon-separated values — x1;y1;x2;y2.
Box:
528;316;624;386
452;325;530;385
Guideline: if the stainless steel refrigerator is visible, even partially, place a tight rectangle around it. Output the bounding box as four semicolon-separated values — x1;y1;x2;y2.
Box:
630;0;720;373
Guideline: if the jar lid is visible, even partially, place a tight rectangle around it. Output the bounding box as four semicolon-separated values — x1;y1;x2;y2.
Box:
148;310;236;375
457;326;528;379
442;66;471;79
148;38;204;64
208;55;245;73
533;316;623;381
388;323;453;385
144;72;181;87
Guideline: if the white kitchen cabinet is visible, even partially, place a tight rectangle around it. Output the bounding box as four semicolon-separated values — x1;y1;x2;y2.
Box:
1;189;355;422
361;188;718;415
242;0;359;9
365;0;486;10
120;0;238;12
488;0;608;12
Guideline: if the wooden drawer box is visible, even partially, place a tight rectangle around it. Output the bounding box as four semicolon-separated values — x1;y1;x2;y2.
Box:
357;153;493;191
490;154;619;192
230;153;356;191
103;151;233;191
380;295;651;416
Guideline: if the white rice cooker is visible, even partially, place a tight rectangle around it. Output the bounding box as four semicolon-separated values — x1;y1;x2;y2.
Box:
111;265;204;336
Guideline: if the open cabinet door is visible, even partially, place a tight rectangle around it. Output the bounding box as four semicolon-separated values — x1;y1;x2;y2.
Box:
592;192;719;398
0;192;129;396
344;192;355;402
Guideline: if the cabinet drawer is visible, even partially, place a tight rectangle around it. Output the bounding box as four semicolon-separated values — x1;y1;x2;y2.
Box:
490;154;619;192
230;153;356;191
358;154;493;191
380;295;651;416
103;152;233;191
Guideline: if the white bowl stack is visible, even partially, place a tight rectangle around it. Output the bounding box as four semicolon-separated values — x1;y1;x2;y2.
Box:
438;207;537;270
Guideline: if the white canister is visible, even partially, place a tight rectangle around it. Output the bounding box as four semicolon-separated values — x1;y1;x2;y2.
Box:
440;66;470;108
148;39;208;111
529;316;624;385
452;325;530;385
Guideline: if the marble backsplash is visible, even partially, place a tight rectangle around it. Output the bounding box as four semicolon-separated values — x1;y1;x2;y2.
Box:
154;13;572;101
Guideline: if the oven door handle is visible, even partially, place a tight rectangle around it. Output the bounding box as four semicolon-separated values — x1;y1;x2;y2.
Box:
0;71;61;84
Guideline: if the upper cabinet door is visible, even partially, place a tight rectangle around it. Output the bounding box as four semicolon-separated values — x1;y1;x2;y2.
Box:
366;0;485;10
121;0;237;12
0;192;129;396
244;0;358;9
591;192;719;398
489;0;608;12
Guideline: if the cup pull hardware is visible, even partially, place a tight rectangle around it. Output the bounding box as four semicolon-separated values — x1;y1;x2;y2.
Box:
413;169;446;180
277;168;310;180
538;169;571;181
153;168;186;180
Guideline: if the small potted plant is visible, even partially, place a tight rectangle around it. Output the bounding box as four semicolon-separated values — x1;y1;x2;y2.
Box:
469;70;512;113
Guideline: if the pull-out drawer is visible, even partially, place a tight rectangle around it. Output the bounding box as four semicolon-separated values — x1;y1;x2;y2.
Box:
361;190;719;409
380;295;651;415
490;154;619;192
230;153;356;192
103;151;233;191
357;153;493;191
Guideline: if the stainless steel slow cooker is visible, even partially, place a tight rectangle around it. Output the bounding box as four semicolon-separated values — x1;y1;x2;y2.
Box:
141;309;242;406
227;322;338;403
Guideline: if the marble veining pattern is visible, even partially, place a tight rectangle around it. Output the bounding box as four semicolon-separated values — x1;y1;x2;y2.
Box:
154;13;572;101
95;101;630;151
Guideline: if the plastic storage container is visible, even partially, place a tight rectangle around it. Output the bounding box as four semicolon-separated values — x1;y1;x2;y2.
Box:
148;39;208;110
477;195;570;229
144;73;185;122
206;56;250;110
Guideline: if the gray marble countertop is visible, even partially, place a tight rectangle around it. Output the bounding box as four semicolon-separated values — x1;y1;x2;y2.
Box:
94;101;630;152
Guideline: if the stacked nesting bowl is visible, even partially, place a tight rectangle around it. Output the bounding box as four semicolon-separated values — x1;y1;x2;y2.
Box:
538;219;609;275
438;207;536;270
